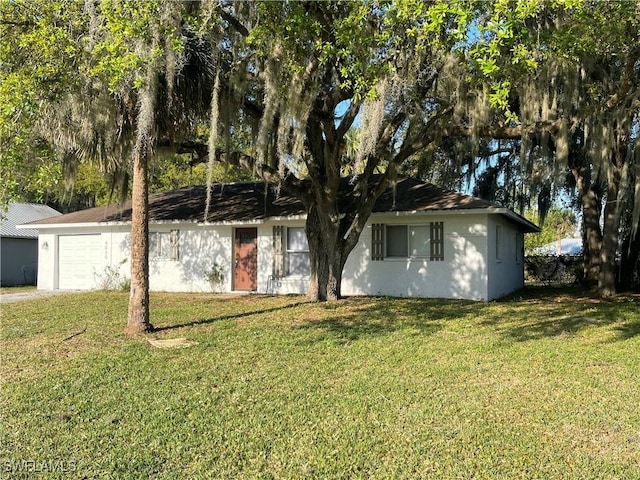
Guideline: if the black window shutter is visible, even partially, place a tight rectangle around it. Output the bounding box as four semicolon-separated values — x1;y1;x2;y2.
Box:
170;229;180;261
430;222;444;261
371;223;385;261
273;226;284;277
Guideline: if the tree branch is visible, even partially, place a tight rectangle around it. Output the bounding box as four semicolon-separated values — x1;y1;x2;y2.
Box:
171;141;309;198
0;20;34;27
607;45;640;109
442;119;563;140
335;100;360;140
216;6;249;37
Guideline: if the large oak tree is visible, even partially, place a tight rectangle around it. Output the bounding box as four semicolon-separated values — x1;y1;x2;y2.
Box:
3;0;637;336
439;0;640;295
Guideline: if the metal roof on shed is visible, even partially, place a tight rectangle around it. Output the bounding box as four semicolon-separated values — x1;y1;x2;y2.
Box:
1;203;61;239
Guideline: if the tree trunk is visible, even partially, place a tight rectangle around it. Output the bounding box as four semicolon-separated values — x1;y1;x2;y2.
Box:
305;201;344;301
306;205;329;301
571;163;602;286
125;148;153;335
581;189;603;285
598;139;630;297
599;193;618;297
304;187;355;302
326;253;345;301
618;228;640;292
306;207;360;302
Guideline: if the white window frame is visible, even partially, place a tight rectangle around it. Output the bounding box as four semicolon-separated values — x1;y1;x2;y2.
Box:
286;227;310;276
496;225;503;261
515;232;523;264
385;225;429;259
150;230;179;261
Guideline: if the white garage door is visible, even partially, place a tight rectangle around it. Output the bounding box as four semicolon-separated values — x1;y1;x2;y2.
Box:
58;235;103;290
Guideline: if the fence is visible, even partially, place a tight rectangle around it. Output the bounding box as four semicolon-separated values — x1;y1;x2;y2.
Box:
525;255;583;285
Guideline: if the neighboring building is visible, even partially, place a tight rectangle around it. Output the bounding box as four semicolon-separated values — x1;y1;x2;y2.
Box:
25;177;539;301
531;238;583;256
1;202;61;286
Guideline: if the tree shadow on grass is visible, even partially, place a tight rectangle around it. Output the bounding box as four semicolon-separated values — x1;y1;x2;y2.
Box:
152;301;308;332
295;297;476;345
497;315;640;343
502;315;603;341
609;319;640;342
485;286;640;343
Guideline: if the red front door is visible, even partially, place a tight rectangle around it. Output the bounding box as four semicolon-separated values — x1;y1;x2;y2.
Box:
234;228;257;291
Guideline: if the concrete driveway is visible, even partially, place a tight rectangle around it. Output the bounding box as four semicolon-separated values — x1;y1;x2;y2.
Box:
0;290;78;304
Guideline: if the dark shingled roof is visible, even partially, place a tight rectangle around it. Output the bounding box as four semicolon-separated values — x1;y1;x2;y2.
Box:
27;176;538;231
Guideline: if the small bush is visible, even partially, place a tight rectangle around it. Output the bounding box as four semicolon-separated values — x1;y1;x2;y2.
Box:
205;263;225;292
94;260;130;291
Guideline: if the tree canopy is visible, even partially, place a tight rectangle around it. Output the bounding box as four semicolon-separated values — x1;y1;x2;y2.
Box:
2;0;638;331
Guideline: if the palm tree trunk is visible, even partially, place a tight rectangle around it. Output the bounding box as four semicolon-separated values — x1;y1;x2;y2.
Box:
125;148;152;334
124;46;159;335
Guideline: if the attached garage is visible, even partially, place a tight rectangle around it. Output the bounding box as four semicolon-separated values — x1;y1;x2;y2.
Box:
58;234;103;289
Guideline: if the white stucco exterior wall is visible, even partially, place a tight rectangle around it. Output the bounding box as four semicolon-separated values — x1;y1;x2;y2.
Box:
340;213;488;300
147;225;234;292
35;212;528;301
37;233;58;290
36;223;235;293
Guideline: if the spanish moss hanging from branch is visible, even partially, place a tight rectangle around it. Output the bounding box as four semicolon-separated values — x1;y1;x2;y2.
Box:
205;69;221;221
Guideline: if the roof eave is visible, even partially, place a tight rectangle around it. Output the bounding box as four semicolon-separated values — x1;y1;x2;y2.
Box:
0;233;38;239
491;208;541;233
19;208;540;232
17;221;131;230
370;208;540;232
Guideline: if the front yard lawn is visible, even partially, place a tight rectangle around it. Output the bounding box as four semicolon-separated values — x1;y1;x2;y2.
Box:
1;288;639;479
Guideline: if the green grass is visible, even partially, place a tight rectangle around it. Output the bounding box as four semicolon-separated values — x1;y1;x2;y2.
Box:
1;288;639;479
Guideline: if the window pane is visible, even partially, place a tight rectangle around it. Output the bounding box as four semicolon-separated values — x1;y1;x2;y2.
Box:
150;233;159;257
287;252;310;275
409;225;429;257
150;232;170;258
239;231;255;245
287;227;308;251
162;233;170;258
386;225;408;257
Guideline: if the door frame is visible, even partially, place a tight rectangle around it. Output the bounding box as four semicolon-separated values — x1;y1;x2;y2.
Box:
233;227;258;291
